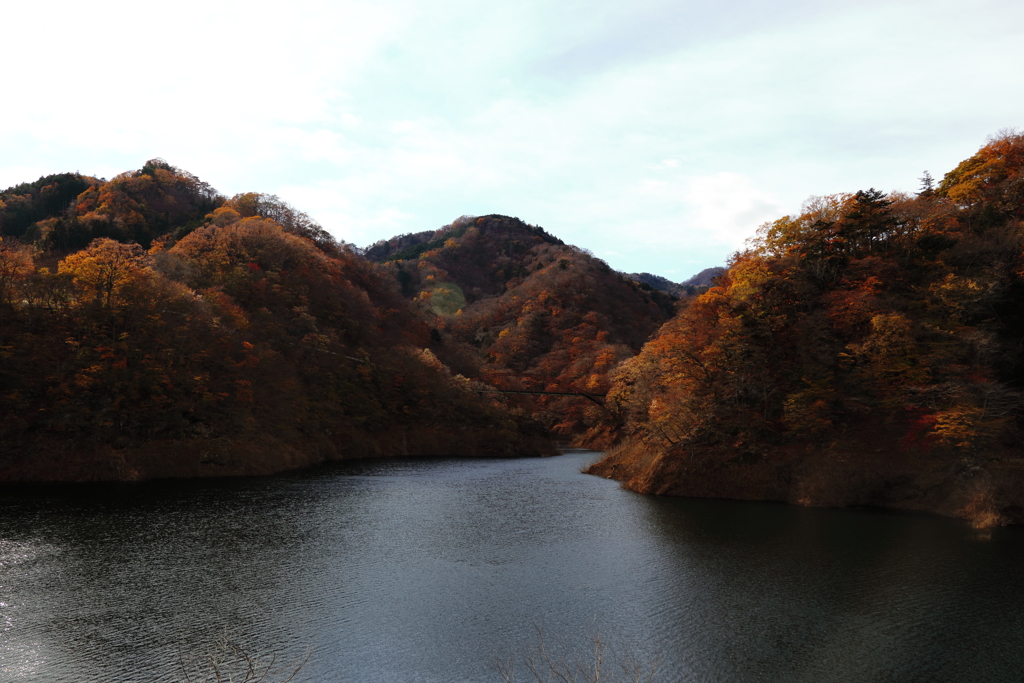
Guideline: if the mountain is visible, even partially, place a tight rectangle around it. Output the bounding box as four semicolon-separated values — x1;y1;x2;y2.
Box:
587;131;1024;527
624;272;684;297
0;173;101;240
0;166;553;482
1;160;221;252
624;266;728;298
680;266;726;287
366;215;677;436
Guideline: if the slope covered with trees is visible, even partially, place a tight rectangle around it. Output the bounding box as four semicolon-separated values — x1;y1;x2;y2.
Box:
680;266;726;289
367;215;677;436
2;160;222;253
0;173;100;241
588;132;1024;526
623;267;726;297
624;272;685;297
0;164;552;482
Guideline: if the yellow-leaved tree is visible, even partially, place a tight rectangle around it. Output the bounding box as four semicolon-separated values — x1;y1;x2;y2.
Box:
0;237;34;305
58;238;148;307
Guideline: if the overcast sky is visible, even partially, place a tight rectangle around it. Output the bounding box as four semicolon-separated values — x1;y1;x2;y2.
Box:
2;0;1021;279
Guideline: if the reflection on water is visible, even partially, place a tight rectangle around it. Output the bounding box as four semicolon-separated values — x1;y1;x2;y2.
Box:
1;450;1022;682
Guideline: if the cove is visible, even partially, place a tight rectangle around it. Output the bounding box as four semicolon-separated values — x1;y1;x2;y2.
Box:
1;450;1022;682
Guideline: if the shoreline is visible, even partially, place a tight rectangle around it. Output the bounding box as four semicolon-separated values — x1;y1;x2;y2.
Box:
0;426;558;484
585;438;1024;528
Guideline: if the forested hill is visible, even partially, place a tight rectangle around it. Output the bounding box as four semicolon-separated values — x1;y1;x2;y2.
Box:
623;267;727;297
681;266;726;287
366;215;678;435
0;173;101;241
0;163;553;482
0;161;219;251
363;215;565;267
588;132;1024;527
624;272;685;297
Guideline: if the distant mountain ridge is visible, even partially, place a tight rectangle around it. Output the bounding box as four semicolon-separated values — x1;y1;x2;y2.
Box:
363;215;564;265
623;272;684;297
681;266;726;287
624;266;726;297
366;214;677;434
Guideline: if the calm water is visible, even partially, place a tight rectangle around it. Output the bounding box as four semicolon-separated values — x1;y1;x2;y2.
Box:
1;450;1022;683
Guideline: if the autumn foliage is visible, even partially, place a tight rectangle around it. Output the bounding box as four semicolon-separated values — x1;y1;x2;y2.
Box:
366;214;676;435
7;133;1023;527
0;170;552;482
589;132;1024;526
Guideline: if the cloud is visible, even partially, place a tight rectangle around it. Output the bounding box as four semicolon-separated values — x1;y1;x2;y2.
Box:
683;173;785;248
1;0;1022;282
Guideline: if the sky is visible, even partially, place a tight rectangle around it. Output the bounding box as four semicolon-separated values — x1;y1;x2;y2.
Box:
1;0;1022;280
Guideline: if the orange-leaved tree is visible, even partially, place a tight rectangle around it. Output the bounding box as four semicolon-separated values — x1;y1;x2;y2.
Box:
0;237;34;305
58;238;149;308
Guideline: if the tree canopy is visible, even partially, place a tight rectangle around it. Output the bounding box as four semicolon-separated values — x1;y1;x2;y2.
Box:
0;177;553;482
588;131;1024;527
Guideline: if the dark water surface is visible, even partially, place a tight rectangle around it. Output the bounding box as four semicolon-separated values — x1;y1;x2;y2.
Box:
1;450;1022;682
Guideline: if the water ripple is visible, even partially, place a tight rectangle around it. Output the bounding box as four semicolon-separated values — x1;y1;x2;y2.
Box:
0;453;1022;682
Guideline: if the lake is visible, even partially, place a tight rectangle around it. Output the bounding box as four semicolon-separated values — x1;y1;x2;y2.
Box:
1;449;1022;682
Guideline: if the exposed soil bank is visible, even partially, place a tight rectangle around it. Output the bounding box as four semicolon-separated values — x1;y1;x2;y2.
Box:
585;435;1024;528
0;426;556;482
